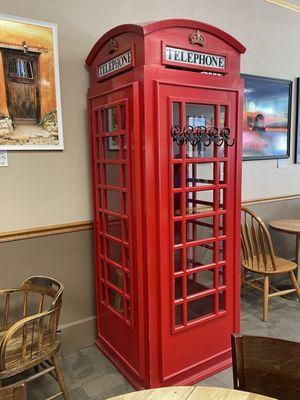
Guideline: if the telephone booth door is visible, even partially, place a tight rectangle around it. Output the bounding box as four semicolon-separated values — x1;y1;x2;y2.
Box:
90;83;145;380
158;83;240;381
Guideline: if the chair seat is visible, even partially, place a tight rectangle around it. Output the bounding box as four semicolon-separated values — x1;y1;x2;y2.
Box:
0;327;60;379
242;255;297;274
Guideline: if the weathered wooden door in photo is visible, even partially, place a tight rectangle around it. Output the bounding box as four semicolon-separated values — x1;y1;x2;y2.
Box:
2;49;40;124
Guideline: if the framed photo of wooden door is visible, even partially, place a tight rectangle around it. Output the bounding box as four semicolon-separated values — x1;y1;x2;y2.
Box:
0;14;63;150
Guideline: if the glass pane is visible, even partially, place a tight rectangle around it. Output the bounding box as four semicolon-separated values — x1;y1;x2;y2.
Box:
186;216;214;243
123;193;128;215
96;137;101;158
175;304;183;326
107;240;122;264
108;264;123;289
174;193;182;216
220;106;226;128
186;163;214;187
219;162;225;184
174;249;182;272
120;105;126;130
102;107;118;132
172;103;181;159
219;189;225;210
175;277;182;299
186;103;215;158
187;269;214;295
186;104;214;128
219;291;225;311
99;259;104;278
186;191;213;215
125;272;130;294
121;136;127;159
219;214;225;235
219;240;226;261
187;243;214;268
124;246;130;268
174;221;182;245
125;298;131;320
187;295;214;321
101;281;106;302
173;164;181;188
103;137;119;159
218;266;225;286
105;164;120;186
96;164;102;183
122;165;127;187
108;288;123;314
123;221;129;243
97;189;102;209
106;216;121;239
219;106;226;157
105;190;121;213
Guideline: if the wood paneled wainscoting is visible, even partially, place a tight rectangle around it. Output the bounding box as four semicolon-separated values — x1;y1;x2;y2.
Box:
0;194;299;354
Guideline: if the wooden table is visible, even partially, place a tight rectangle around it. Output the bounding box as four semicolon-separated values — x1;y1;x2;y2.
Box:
269;219;300;283
107;386;276;400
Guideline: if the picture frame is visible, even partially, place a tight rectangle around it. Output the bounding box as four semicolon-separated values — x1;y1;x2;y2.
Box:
295;78;300;163
0;14;63;150
242;74;292;161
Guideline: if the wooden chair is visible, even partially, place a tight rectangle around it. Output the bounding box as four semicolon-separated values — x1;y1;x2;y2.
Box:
0;276;69;400
0;381;27;400
232;334;300;400
240;207;300;321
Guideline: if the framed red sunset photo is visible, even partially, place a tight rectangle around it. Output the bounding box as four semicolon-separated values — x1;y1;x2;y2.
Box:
242;74;291;160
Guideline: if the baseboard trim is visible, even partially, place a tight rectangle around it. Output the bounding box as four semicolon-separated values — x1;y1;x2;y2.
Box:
60;315;97;356
59;315;97;330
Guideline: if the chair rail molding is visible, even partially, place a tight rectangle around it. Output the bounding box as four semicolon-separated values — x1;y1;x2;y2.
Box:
1;194;300;243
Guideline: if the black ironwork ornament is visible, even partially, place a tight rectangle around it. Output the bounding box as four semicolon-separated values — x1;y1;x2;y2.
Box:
171;125;235;147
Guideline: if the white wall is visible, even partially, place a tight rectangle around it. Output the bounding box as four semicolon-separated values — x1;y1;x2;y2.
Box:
1;0;300;232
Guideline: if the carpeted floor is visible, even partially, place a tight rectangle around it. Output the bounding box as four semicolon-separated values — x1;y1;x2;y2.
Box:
15;281;300;399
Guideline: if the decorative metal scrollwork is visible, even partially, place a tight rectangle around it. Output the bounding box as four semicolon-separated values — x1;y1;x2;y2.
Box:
171;125;235;147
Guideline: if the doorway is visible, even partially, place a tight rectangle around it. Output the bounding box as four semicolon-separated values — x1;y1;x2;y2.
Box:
2;48;40;125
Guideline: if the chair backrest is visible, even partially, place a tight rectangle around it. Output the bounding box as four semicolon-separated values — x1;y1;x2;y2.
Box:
0;276;63;375
240;207;276;272
232;334;300;400
21;276;63;310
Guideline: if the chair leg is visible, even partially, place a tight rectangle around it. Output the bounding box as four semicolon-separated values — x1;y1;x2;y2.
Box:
241;268;248;287
289;271;300;301
51;355;69;400
263;276;269;322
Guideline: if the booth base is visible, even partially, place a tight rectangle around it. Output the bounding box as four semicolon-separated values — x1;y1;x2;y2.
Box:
95;337;232;389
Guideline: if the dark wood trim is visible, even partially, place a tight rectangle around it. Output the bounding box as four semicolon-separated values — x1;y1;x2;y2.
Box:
242;194;300;206
0;221;93;243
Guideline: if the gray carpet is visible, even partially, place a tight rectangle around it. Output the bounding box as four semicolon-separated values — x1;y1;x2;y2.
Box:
18;283;300;399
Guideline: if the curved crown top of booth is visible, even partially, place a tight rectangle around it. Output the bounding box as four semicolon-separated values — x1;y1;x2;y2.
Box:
85;19;246;67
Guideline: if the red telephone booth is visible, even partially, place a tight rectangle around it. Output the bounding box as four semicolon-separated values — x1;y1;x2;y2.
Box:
86;19;246;389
